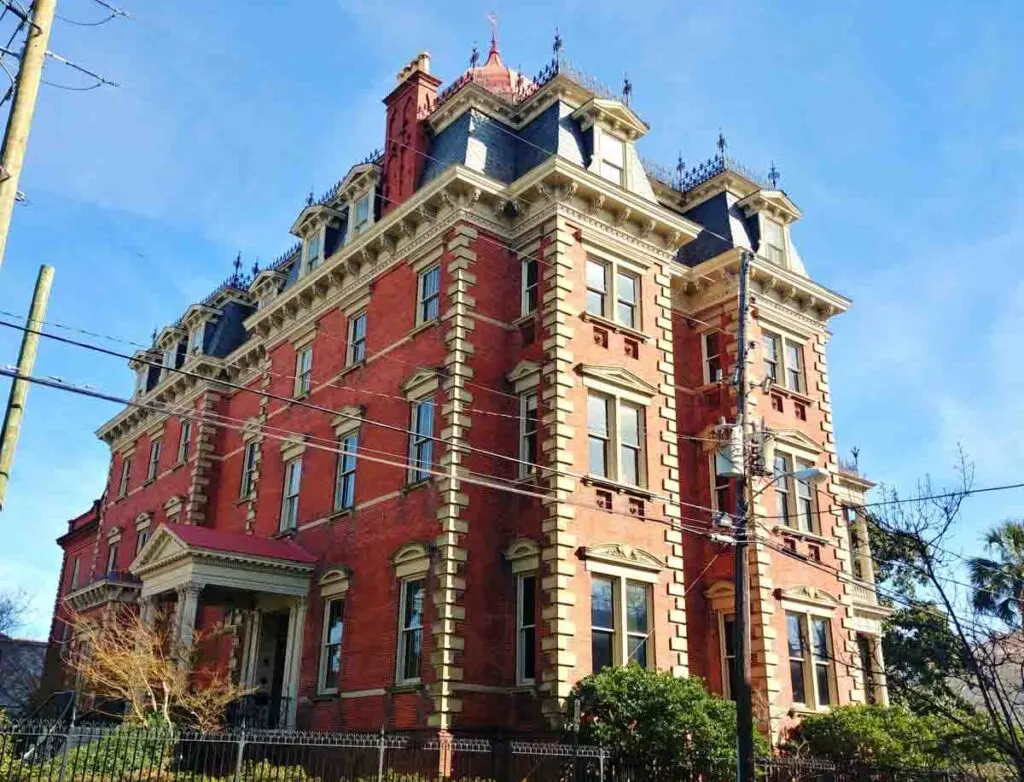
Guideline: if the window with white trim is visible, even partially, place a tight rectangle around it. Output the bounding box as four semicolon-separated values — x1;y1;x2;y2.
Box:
177;421;192;463
347;313;367;366
319;598;344;694
417;265;441;324
408;399;434;483
519;392;538;479
763;331;806;393
69;556;80;590
353;192;373;235
787;611;834;708
587;392;645;487
135;527;149;555
334;433;358;511
702;332;723;384
521;257;539;316
590;575;652;671
516;574;537;684
397;577;425;684
240;441;258;498
118;456;132;497
586;258;641;329
188;325;204;355
774;453;818;533
720;613;737;700
106;541;119;574
844;505;873;582
280;457;302;531
295;346;313;397
146;439;162;481
305;230;324;272
600;132;626;186
857;633;880;705
761;217;785;266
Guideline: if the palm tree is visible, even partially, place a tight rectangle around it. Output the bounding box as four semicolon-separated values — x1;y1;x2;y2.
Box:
968;520;1024;626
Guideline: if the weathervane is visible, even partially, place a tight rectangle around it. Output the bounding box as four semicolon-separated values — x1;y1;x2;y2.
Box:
486;12;498;52
768;161;780;189
717;130;727;157
622;73;632;106
553;28;563;62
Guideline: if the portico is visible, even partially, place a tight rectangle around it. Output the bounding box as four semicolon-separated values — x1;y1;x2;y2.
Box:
131;524;315;726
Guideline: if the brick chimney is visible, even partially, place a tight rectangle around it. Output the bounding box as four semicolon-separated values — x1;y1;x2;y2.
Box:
382;52;441;215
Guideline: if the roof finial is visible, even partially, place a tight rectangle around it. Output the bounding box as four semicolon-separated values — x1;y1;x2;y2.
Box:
675;153;686;190
553;28;563;63
469;41;480;68
486;12;498;56
151;327;157;344
306;188;314;206
251;260;260;279
622;73;632;106
768;161;780;189
232;251;243;282
716;130;727;158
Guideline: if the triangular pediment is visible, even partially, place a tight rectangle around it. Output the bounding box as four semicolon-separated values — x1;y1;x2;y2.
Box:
572;98;649;138
506;361;540;386
777;585;840;609
130;525;185;573
583;543;663;573
400;368;441;399
736;190;802;224
578;364;659;399
773;429;824;456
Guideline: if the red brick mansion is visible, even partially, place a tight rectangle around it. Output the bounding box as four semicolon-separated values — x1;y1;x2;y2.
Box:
44;35;888;739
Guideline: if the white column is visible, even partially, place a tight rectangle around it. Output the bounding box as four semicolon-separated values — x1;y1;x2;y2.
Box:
174;583;203;664
280;596;307;727
138;596;156;627
239;609;263;688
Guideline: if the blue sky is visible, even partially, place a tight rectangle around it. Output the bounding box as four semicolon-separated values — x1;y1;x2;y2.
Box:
0;0;1022;639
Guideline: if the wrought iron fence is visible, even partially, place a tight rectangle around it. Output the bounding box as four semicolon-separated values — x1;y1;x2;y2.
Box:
0;720;988;782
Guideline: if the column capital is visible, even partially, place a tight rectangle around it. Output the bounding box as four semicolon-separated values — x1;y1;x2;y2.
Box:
176;582;204;598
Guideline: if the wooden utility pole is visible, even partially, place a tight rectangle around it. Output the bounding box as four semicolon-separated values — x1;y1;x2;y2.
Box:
0;0;58;271
0;264;54;510
732;249;753;782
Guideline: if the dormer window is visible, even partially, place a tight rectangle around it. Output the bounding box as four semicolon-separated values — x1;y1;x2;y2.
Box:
761;217;785;266
305;230;324;271
135;369;147;396
188;325;204;355
352;192;373;235
599;132;626;187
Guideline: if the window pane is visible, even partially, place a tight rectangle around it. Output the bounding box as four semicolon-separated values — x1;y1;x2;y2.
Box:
627;635;647;668
327;601;344;644
787;613;803;658
589;437;608;477
405;580;425;628
588;395;608;436
723;616;736;659
626;582;648;634
523;626;536;679
816;664;831;706
591;577;614;629
763;218;783;246
616;272;636;305
586;290;604;316
592;631;614;672
586;261;606;293
403;630;422;680
620;405;640;447
620;447;639;486
603;134;625;164
521;575;536;626
812;618;830;659
790;660;807;703
616;301;634;327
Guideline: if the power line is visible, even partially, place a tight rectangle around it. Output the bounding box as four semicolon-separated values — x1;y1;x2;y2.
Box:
0;366;729;541
0;317;731;521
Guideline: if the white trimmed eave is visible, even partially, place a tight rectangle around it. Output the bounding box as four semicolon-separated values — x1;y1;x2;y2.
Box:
676;247;850;321
736;189;803;224
178;303;221;333
64;574;140;613
683;170;761;212
244;164;507;340
290;203;345;238
506;155;701;256
427;82;520;135
570;97;649;139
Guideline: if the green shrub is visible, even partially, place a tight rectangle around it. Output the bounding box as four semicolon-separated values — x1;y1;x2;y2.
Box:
565;666;766;777
786;703;1001;768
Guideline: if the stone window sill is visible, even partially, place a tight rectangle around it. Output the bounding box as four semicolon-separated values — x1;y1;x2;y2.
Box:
339;360;366;378
768;383;814;406
772;524;829;546
408;319;439;339
581;311;651;342
582;474;655;500
329;507;355;521
402;478;432;495
388;682;423;694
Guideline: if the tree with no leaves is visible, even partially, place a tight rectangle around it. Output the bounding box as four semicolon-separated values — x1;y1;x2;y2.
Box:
65;605;249;731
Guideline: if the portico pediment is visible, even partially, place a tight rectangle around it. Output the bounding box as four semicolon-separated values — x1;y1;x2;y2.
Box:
578;364;659;401
583;543;663;573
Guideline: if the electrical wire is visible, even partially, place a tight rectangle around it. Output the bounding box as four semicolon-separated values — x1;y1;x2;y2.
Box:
56;11;117;26
0;317;731;520
0;366;729;541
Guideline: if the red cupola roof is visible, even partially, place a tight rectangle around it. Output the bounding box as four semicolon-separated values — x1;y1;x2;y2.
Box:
463;32;531;103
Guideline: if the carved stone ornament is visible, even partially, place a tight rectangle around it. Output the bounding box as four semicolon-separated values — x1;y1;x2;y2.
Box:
588;194;605;215
614;207;632;227
583;543;664;572
441;190;458;212
535;182;552;203
560;182;578;202
640;218;656;239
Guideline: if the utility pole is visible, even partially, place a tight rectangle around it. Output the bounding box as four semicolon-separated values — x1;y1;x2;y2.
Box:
0;263;54;510
732;248;754;782
0;0;58;271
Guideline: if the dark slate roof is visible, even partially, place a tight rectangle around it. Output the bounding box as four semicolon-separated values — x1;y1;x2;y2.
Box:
676;191;759;267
